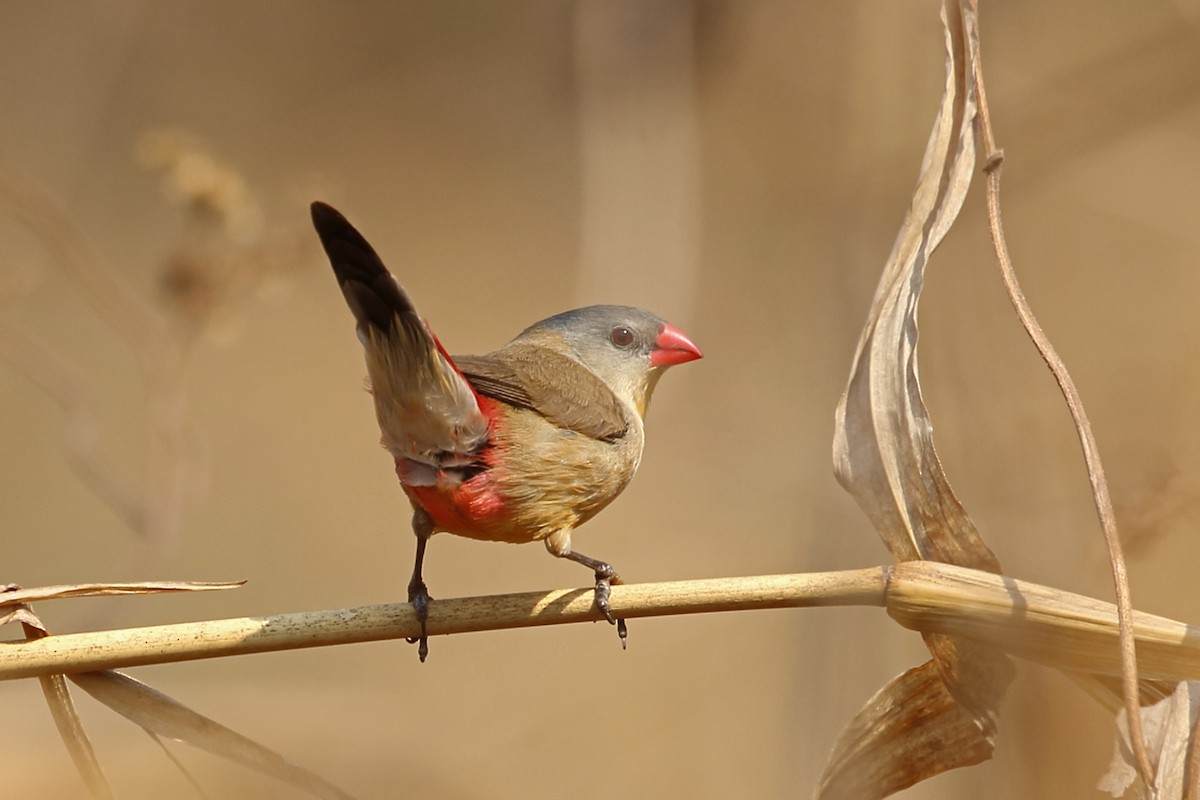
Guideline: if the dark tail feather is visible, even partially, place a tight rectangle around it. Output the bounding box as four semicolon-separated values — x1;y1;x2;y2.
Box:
310;201;417;336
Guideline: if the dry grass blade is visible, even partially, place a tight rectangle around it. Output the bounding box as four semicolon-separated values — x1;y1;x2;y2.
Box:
70;670;359;800
9;597;113;800
0;580;243;607
35;668;114;800
145;729;211;799
4;586;351;797
824;1;1012;795
970;26;1154;791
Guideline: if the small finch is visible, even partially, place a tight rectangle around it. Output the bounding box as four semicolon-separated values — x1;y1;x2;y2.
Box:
311;202;701;660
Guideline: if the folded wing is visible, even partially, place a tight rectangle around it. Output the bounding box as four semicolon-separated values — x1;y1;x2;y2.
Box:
455;344;629;443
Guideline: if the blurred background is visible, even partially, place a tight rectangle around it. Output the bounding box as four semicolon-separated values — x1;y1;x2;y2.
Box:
3;2;1200;798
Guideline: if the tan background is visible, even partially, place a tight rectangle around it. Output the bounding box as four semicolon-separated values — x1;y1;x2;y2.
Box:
4;2;1200;798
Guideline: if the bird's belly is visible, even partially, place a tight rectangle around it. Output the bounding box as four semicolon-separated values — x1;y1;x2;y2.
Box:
401;440;635;545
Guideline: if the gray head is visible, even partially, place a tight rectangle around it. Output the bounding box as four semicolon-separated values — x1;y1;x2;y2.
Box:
515;304;701;417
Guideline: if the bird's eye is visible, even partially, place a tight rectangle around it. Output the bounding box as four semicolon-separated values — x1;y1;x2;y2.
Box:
610;326;635;348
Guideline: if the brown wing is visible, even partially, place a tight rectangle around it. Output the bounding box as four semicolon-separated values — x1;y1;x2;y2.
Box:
455;345;630;442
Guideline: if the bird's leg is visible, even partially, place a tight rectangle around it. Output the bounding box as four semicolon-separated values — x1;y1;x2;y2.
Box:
558;547;629;649
407;507;434;662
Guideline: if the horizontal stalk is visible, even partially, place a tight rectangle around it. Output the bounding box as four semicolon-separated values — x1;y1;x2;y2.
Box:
2;563;1198;683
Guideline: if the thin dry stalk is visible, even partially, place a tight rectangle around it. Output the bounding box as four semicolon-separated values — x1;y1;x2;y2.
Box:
971;43;1155;791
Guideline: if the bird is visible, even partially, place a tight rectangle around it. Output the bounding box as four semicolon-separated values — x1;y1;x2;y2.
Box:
310;201;702;661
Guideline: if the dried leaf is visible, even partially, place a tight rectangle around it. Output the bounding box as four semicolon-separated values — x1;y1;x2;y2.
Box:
817;659;994;800
0;604;46;629
822;1;1013;795
37;671;114;800
70;671;358;800
832;0;996;574
1098;681;1198;799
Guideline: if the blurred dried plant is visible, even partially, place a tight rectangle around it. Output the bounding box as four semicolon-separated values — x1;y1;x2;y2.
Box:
1117;460;1200;558
0;130;309;570
137;129;309;340
137;129;262;239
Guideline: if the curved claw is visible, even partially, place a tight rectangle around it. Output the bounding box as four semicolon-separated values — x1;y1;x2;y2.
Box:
557;547;629;650
592;569;628;649
593;571;616;624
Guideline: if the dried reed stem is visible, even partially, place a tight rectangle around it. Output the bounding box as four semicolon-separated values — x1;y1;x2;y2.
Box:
0;571;882;680
2;564;1199;685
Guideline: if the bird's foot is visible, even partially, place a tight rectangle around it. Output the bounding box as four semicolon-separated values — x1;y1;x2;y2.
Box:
592;568;628;650
406;578;431;662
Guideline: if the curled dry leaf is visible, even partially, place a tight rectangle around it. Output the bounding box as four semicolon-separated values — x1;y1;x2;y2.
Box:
831;0;996;574
824;1;1013;796
817;659;994;800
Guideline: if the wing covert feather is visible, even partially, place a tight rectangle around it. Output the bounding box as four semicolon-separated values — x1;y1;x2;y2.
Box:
456;346;629;442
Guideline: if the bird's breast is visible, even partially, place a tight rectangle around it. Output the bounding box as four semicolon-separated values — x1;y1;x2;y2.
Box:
399;401;643;544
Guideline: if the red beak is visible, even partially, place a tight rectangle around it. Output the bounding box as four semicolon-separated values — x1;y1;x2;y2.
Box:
651;323;702;367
